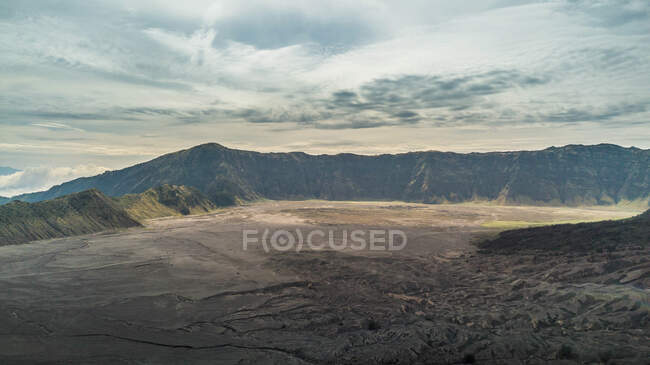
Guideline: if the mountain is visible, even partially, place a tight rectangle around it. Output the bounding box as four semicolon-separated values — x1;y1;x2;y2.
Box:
480;209;650;253
0;189;141;246
0;166;20;176
7;143;650;207
0;185;225;246
0;196;8;205
114;184;218;221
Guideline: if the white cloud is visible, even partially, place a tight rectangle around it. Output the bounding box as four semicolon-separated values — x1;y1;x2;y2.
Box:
0;165;109;197
31;122;85;132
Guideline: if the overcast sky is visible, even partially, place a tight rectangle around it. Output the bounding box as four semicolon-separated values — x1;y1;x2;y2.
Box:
1;0;649;195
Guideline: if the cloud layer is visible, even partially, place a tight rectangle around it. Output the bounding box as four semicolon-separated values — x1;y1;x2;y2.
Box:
1;0;649;190
0;165;108;197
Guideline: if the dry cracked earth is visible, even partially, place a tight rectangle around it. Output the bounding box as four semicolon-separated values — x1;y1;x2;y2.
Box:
0;201;648;364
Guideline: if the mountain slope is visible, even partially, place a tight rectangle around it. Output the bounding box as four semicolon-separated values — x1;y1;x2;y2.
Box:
0;185;225;246
8;143;650;206
114;184;217;221
0;196;8;205
0;189;141;245
480;209;650;253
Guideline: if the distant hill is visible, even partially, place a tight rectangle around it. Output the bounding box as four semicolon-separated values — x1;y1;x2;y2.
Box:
114;184;217;221
480;209;650;253
0;166;20;176
0;189;141;245
7;143;650;207
0;185;226;246
0;196;8;205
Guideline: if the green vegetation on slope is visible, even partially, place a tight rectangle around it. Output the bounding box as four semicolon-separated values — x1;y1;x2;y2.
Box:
0;189;141;245
9;143;650;207
114;184;217;221
0;184;234;246
480;210;650;252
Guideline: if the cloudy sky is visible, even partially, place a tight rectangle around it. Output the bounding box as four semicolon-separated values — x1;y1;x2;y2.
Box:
1;0;649;195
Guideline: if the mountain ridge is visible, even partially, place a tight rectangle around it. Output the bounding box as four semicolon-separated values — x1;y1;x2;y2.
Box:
6;143;650;207
0;189;141;245
0;184;225;246
115;184;218;221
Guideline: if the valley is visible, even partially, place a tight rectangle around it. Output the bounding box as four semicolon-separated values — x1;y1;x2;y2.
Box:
0;201;646;364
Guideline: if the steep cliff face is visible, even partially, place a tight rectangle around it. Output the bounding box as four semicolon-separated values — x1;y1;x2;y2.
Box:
7;143;650;206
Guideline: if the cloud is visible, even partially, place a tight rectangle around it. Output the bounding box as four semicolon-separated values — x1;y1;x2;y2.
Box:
31;122;85;132
0;166;20;176
0;165;109;197
533;102;649;124
0;0;649;167
204;1;383;49
332;70;548;110
561;0;650;30
215;70;550;129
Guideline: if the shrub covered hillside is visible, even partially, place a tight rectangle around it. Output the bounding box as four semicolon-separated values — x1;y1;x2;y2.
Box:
0;185;233;246
0;189;140;245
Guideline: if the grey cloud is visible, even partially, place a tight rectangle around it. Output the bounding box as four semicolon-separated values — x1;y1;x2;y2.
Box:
539;103;648;124
354;71;548;110
561;0;650;35
394;111;419;119
31;122;84;132
124;70;551;130
8;68;643;133
211;8;381;50
312;119;400;130
20;111;115;121
308;70;550;128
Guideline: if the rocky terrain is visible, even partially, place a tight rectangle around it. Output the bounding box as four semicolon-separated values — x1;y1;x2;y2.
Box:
481;209;650;253
6;143;650;207
0;201;646;364
0;185;229;245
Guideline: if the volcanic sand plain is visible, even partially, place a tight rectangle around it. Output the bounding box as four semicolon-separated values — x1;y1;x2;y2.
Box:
0;201;647;364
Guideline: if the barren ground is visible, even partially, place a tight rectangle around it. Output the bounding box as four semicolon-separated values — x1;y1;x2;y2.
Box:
0;201;647;364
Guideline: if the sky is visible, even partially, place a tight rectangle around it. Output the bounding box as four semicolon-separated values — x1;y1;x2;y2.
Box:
1;0;649;196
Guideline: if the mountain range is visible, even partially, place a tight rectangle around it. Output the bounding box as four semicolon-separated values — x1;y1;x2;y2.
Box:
5;143;650;207
0;185;220;245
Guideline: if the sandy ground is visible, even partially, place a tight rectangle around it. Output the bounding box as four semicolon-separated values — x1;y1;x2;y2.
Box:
0;201;647;364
